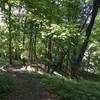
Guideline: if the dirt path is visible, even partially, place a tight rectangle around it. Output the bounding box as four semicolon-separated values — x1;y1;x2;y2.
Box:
5;68;54;100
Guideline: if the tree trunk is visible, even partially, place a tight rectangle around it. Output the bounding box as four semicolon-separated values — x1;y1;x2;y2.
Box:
8;4;12;65
77;0;99;66
22;18;27;65
22;31;26;65
47;36;52;72
33;32;37;63
29;32;33;66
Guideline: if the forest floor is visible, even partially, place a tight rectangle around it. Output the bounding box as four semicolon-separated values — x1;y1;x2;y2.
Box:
1;67;100;100
3;67;55;100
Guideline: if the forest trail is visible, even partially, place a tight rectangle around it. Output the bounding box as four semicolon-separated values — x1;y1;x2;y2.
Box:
5;68;54;100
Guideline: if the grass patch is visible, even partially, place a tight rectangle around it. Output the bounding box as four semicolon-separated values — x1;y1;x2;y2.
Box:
0;72;14;99
29;72;100;100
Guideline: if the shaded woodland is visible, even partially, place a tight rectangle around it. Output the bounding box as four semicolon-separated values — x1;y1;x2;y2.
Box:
0;0;100;100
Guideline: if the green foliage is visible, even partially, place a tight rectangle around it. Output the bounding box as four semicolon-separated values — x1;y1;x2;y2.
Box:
0;0;100;99
0;0;100;76
23;0;61;22
30;72;100;100
0;58;23;68
0;59;10;67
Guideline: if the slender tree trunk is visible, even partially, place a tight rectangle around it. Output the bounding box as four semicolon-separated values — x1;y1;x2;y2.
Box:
48;36;52;61
8;4;12;65
22;17;27;66
33;32;37;62
22;32;26;65
47;36;52;72
29;32;33;66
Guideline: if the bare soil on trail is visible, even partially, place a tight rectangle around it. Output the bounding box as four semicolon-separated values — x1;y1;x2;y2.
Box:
3;68;58;100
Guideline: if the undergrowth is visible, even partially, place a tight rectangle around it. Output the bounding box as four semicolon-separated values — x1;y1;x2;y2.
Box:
0;58;23;68
29;72;100;100
0;73;14;100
